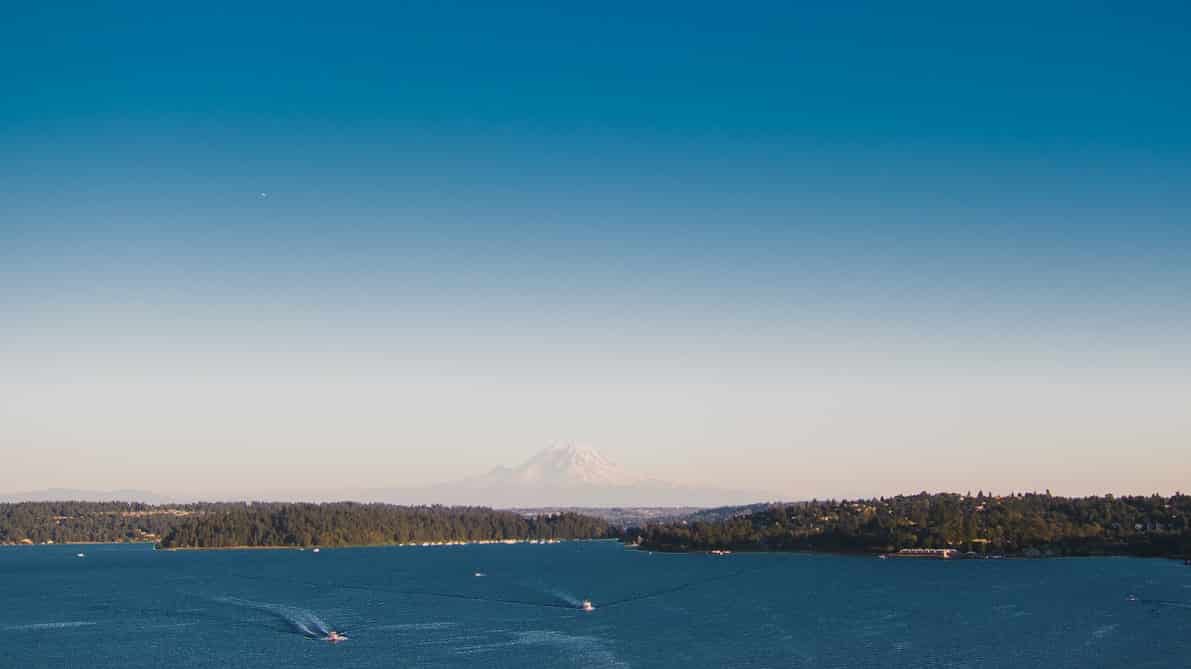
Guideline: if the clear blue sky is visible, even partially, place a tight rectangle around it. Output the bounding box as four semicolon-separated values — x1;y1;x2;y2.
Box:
2;1;1189;500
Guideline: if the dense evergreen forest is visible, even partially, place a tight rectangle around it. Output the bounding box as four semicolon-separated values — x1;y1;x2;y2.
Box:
6;494;1190;558
0;501;199;544
157;503;613;548
0;502;612;548
631;493;1191;558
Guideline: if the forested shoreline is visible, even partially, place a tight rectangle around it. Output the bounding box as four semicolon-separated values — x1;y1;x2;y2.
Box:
0;501;612;548
629;493;1191;558
0;501;200;545
157;503;613;548
5;494;1190;558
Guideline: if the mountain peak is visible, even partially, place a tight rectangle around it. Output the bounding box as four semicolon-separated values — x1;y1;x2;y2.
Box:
532;444;612;468
514;445;640;487
364;444;768;507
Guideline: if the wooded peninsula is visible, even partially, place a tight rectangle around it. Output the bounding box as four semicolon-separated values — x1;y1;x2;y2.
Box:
629;492;1191;558
0;502;613;548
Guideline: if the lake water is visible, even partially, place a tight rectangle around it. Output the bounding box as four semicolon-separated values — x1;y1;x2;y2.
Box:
1;541;1187;668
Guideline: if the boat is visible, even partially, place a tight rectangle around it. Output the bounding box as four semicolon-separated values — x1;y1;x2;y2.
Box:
323;631;348;643
312;548;320;553
581;600;595;612
474;571;485;577
76;553;85;558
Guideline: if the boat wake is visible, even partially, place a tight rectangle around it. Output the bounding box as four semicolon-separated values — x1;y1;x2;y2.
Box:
2;621;96;631
230;562;756;615
545;588;582;608
1135;597;1191;611
210;596;333;638
453;630;628;667
599;565;757;608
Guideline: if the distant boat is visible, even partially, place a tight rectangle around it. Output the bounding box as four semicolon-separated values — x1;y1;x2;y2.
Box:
76;553;85;558
581;600;595;612
312;548;320;553
474;571;485;577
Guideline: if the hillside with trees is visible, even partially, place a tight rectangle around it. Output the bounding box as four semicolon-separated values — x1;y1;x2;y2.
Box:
0;501;612;548
0;501;200;544
157;503;613;548
631;492;1191;558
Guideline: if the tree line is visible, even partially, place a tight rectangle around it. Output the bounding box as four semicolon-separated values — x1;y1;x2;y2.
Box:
0;501;195;544
0;501;612;548
7;493;1189;557
630;492;1191;558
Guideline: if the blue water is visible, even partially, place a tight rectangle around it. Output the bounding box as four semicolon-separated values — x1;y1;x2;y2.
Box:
1;542;1188;668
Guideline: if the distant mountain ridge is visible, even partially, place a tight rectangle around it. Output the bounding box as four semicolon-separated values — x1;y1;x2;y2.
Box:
0;488;178;504
4;447;771;508
461;445;645;488
405;445;764;507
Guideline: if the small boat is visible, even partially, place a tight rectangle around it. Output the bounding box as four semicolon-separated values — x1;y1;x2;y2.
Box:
76;553;85;558
474;571;485;577
323;631;348;643
312;548;320;553
581;600;595;612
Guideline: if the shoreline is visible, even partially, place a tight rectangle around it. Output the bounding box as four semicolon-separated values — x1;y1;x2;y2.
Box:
158;537;608;551
3;538;610;551
4;539;1184;561
0;540;156;548
631;545;1190;561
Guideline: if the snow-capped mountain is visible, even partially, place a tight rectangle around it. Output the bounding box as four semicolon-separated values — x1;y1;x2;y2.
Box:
400;445;763;507
464;445;644;488
3;447;770;508
221;446;769;508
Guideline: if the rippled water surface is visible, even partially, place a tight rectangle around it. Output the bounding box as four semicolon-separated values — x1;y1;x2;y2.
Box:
1;542;1188;667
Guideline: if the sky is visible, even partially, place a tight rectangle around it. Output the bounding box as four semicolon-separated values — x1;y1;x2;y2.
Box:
2;1;1189;501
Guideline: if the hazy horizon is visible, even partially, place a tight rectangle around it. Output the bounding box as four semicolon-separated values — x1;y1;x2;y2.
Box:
4;3;1190;502
2;440;1185;506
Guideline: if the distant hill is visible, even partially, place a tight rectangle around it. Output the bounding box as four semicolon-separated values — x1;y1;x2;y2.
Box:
0;488;178;504
679;502;788;524
634;492;1191;558
509;506;706;527
505;503;790;528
